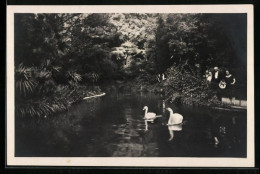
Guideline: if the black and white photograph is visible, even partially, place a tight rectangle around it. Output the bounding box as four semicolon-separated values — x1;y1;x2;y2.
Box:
6;5;254;167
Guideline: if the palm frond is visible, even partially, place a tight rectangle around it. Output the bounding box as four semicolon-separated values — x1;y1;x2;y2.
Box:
66;71;82;83
15;64;37;97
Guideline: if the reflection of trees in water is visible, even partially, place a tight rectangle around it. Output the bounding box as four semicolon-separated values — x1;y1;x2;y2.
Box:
112;143;143;157
107;101;157;156
16;91;246;157
141;130;159;156
108;129;159;157
99;98;160;157
203;111;246;157
16;98;102;156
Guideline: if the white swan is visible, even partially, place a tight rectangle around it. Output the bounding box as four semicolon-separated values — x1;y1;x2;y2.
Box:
166;107;183;128
143;106;162;131
166;107;183;141
143;106;156;120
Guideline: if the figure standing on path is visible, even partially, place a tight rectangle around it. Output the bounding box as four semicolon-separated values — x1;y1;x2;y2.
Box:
205;70;212;83
224;69;236;100
212;67;220;84
157;74;161;82
162;73;166;81
224;70;236;86
212;67;222;100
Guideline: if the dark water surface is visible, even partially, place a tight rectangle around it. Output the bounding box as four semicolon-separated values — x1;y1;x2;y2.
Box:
15;91;247;157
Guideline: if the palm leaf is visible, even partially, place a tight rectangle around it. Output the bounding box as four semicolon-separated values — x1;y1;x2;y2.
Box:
15;64;37;97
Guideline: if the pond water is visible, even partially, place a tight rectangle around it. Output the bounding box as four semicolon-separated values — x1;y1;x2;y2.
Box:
15;90;247;157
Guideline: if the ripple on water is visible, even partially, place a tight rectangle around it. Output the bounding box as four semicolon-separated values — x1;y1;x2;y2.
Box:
112;143;144;157
15;91;247;157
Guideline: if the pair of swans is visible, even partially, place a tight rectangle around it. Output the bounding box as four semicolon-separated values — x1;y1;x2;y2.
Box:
143;106;184;138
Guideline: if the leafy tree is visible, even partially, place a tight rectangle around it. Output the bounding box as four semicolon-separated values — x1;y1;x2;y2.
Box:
14;13;247;117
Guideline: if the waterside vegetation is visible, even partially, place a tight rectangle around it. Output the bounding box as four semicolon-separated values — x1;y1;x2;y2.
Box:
15;13;247;117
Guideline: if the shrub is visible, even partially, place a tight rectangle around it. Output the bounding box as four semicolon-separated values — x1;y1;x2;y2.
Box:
164;65;221;106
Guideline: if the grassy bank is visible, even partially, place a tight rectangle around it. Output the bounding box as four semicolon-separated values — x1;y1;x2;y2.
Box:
16;85;103;118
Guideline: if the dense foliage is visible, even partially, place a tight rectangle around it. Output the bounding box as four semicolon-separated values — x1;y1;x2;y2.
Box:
15;13;247;117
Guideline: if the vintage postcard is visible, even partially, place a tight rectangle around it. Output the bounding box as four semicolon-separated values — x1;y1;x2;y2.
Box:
6;5;254;167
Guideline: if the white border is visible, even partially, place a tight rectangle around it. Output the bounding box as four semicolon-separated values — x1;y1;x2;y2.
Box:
6;5;254;167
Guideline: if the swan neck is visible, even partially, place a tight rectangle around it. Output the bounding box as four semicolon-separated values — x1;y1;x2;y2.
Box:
144;108;148;115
